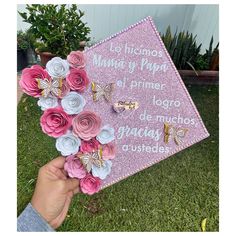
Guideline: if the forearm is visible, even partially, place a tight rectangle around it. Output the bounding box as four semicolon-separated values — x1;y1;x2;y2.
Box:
17;203;55;232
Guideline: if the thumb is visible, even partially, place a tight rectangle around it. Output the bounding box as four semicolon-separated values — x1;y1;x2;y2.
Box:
65;178;80;192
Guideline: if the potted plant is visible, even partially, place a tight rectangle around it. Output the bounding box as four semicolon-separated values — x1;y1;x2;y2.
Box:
161;26;219;84
18;4;91;66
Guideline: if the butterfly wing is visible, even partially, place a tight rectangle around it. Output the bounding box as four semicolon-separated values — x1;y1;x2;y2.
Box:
36;79;50;97
104;83;115;102
50;78;62;97
51;87;61;97
41;88;51;97
80;153;93;172
91;151;103;168
52;78;62;88
37;79;49;90
92;82;104;101
174;128;188;145
164;123;172;144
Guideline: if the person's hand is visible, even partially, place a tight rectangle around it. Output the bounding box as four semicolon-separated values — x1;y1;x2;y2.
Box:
31;156;79;229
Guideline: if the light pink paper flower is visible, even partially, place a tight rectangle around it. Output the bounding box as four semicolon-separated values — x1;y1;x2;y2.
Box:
64;155;87;179
72;111;101;141
19;65;50;97
66;68;89;92
102;143;116;160
80;173;101;195
67;50;86;69
80;138;101;153
40;107;72;138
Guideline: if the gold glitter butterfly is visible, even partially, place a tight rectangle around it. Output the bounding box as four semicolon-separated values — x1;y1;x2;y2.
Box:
36;78;63;97
164;123;188;145
91;82;115;102
77;148;104;172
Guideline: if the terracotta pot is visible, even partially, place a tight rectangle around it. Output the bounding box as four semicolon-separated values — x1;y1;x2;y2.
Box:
178;70;219;85
79;41;86;51
36;50;56;67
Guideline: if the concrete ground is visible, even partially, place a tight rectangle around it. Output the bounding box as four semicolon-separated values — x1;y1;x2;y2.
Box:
17;74;23;104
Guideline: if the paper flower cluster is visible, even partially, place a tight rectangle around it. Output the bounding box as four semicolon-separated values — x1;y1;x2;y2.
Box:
19;50;116;195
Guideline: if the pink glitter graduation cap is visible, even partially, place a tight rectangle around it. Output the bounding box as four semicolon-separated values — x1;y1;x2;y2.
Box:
82;16;209;189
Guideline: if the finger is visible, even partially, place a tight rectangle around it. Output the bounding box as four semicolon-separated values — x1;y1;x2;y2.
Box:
62;169;68;176
54;168;67;180
73;187;80;195
46;156;66;169
65;178;80;192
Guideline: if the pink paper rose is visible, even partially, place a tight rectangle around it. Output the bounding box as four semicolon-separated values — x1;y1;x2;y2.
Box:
80;173;101;195
72;111;101;141
102;143;116;160
58;80;70;98
66;68;89;92
64;155;87;179
67;50;86;69
40;107;72;138
80;138;101;153
19;65;50;97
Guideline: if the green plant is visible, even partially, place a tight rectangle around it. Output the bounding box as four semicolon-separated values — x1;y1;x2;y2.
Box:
205;37;218;66
18;4;91;58
194;37;219;71
203;36;219;70
194;54;209;70
161;26;202;70
17;30;30;50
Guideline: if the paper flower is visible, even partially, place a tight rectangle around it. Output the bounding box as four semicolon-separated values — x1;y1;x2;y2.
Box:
80;173;102;195
102;143;116;160
67;50;86;69
40;107;72;138
72;111;101;141
37;96;58;111
19;49;117;195
66;68;89;92
56;132;81;156
58;80;70;98
80;138;101;153
64;155;87;179
46;57;69;79
96;125;115;144
92;160;112;180
61;92;86;115
19;65;50;97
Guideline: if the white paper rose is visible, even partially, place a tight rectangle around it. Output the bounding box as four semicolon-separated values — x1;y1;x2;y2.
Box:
92;160;112;180
61;92;86;115
37;96;58;111
56;132;81;156
46;57;69;78
96;125;115;144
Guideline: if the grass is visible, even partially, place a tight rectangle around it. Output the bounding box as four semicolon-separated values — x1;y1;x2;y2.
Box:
17;84;219;232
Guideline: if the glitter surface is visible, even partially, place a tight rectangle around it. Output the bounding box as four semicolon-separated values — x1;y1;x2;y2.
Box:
82;16;209;189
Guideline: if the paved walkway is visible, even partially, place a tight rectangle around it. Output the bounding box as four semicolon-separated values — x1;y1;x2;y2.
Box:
17;74;23;104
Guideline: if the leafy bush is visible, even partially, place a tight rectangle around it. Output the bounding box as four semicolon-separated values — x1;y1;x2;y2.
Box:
161;26;219;71
18;4;91;58
161;26;202;70
17;30;30;50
